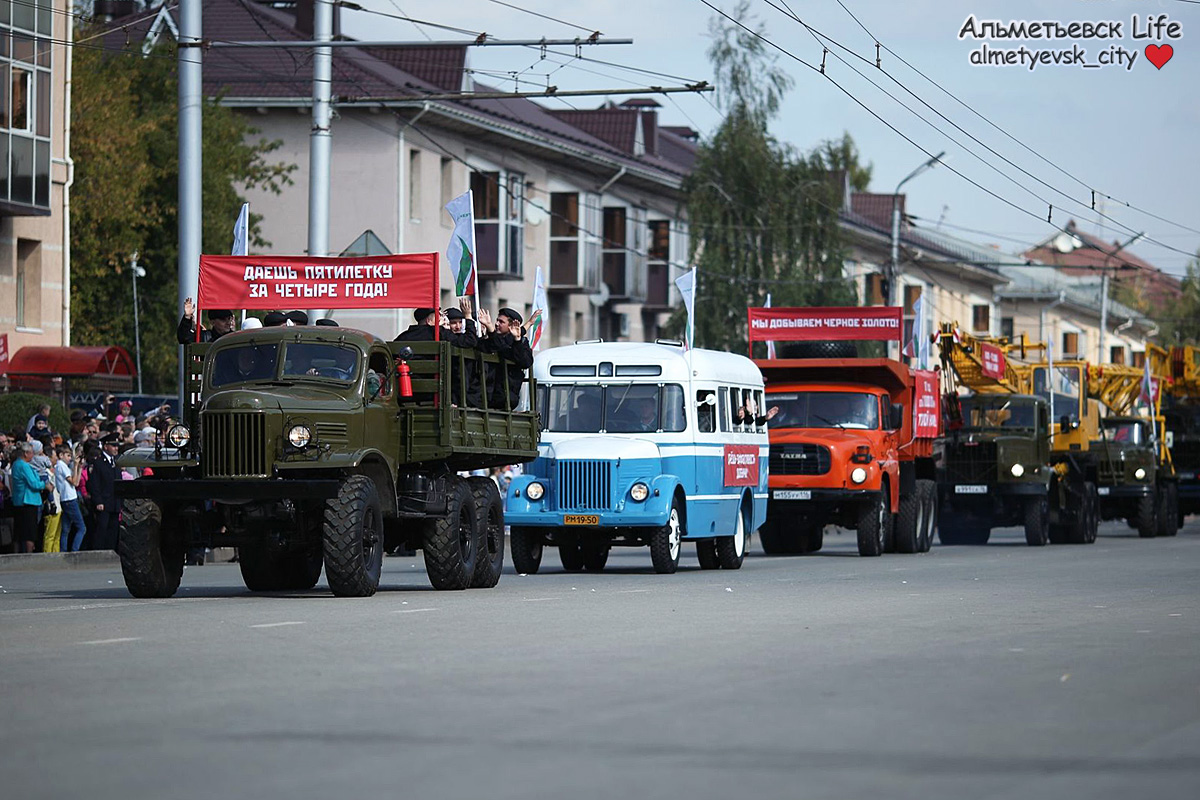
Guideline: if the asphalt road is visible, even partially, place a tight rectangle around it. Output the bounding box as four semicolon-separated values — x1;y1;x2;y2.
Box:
2;521;1198;800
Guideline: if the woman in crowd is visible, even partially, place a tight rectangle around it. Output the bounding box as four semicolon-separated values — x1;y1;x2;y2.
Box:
9;443;52;554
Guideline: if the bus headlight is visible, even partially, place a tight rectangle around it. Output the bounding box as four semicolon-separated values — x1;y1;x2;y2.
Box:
850;467;867;484
1010;463;1025;477
287;425;312;448
166;425;190;448
1134;468;1146;480
630;482;649;502
525;481;545;501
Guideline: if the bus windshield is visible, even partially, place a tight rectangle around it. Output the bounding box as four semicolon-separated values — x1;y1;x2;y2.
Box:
765;392;879;430
541;384;686;433
961;397;1038;431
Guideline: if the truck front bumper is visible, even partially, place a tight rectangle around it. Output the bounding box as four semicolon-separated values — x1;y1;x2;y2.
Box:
116;478;342;502
768;488;881;504
1096;484;1152;498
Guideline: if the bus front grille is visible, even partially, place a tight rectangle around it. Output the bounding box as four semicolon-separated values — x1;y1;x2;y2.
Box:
557;460;611;511
202;412;268;478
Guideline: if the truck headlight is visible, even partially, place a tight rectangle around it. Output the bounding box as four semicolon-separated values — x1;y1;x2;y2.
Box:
850;467;867;484
287;425;312;448
630;482;649;502
1134;467;1146;480
167;425;190;448
525;481;545;501
1010;463;1025;477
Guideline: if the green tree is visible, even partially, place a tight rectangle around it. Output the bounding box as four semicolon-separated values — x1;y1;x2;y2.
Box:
820;131;873;192
670;3;855;353
1161;256;1200;344
70;36;294;393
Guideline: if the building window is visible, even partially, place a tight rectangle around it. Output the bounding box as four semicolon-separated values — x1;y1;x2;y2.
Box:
505;173;524;276
470;169;523;277
1001;317;1014;340
972;304;990;334
647;220;670;306
1;1;53;211
549;191;599;290
1110;346;1125;365
439;156;452;214
11;65;30;131
865;272;885;305
408;149;421;221
602;207;627;296
1132;351;1146;368
1063;332;1079;358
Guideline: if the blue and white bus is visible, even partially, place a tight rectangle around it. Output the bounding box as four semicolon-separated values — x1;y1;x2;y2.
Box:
506;341;769;574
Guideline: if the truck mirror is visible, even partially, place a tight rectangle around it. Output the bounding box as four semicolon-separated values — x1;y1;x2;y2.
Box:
1060;414;1076;431
889;403;904;430
698;394;716;407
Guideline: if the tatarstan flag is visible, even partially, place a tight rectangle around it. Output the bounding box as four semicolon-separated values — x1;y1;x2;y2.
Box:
444;190;477;297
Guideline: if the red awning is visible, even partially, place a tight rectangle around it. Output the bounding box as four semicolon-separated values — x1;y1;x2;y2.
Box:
1;346;136;378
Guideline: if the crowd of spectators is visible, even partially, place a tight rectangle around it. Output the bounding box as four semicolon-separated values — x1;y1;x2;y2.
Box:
0;397;180;554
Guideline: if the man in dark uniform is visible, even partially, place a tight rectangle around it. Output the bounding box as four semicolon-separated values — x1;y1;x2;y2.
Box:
263;310;288;327
478;307;534;411
394;308;438;342
286;310;309;326
444;306;481;406
86;432;120;550
316;318;339;327
177;299;234;344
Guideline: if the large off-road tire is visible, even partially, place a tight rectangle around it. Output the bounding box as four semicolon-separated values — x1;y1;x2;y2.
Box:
758;521;822;554
558;536;585;572
1065;482;1098;544
696;539;720;568
239;543;324;592
467;477;505;588
510;526;543;574
650;496;684;574
1024;495;1049;547
895;488;922;554
581;539;610;572
856;492;890;557
778;341;858;359
715;503;748;569
323;475;385;596
1157;484;1178;538
118;499;184;599
916;480;936;552
1134;491;1157;539
422;478;480;590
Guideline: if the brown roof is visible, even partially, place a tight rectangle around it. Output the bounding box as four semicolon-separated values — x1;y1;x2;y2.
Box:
851;193;903;229
547;106;655;156
361;46;466;92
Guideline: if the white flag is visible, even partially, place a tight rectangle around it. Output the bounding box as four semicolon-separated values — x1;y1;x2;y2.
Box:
764;293;776;359
231;202;249;256
674;267;696;350
444;190;477;297
529;265;548;351
914;291;930;369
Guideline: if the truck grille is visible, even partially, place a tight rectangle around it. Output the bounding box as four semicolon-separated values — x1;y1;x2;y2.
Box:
557;460;611;511
944;440;998;485
202;412;268;478
769;444;831;476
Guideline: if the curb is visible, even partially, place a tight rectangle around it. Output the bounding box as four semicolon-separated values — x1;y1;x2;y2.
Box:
0;551;122;573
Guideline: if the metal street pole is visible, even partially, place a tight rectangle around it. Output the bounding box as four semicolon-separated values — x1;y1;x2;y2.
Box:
1097;231;1145;363
178;0;202;403
307;0;333;322
889;151;944;359
131;253;145;395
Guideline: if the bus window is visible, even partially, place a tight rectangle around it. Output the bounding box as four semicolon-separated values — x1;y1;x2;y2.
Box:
718;388;730;432
606;384;660;433
697;390;715;432
662;385;686;432
546;385;603;432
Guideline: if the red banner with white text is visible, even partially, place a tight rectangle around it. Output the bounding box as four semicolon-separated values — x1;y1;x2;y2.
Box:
197;253;440;311
979;342;1005;380
723;445;760;487
747;306;903;343
913;369;940;438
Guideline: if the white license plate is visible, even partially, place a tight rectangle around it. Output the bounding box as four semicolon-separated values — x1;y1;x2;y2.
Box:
1180;471;1196;481
1097;487;1111;496
773;490;812;500
954;485;987;494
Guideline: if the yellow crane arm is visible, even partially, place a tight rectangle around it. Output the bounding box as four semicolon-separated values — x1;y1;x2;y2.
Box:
936;323;1040;395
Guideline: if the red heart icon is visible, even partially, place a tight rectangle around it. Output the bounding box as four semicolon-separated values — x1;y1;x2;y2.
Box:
1145;44;1173;69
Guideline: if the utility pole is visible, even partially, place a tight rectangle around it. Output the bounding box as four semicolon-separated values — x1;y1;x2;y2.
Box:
307;0;333;322
178;0;202;402
889;151;943;359
131;253;145;395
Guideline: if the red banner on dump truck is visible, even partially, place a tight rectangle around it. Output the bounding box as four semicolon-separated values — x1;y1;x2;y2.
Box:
197;253;440;311
747;306;903;343
724;445;760;487
979;342;1005;380
913;369;939;439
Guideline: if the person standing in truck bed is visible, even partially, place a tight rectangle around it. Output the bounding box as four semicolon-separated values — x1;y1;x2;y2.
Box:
478;307;533;411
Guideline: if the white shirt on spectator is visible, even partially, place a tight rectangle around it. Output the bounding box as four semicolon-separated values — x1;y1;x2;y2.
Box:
55;459;78;503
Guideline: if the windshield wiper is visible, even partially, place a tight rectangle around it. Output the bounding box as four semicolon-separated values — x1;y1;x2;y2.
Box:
812;414;845;430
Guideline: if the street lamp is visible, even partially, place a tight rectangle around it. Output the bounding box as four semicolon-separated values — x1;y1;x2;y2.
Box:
889;151;945;307
1051;230;1144;363
131;251;146;395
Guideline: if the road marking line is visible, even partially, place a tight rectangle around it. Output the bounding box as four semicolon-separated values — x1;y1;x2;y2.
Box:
617;589;650;594
250;621;307;629
82;637;141;645
0;597;220;616
522;597;557;602
394;608;438;614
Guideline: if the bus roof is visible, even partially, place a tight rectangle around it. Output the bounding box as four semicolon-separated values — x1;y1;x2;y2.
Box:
534;342;763;387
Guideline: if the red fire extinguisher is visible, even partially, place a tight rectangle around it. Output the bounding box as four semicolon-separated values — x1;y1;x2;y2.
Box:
397;359;413;398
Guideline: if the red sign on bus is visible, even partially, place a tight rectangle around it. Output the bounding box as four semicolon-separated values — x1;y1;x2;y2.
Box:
724;445;760;487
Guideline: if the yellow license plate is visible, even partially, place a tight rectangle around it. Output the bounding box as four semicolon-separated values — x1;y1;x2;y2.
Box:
564;514;600;525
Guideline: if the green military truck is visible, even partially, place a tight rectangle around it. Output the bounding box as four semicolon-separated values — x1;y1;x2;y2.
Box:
937;393;1053;546
1092;417;1178;538
115;329;539;598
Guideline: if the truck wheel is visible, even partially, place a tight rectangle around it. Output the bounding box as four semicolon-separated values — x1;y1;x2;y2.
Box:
1085;482;1100;544
895;488;922;554
1134;491;1157;538
856;493;889;557
916;480;936;552
558;537;585;572
509;526;543;574
422;478;480;590
1023;496;1049;547
581;540;610;572
467;477;505;588
1066;482;1098;544
1157;484;1178;538
798;524;824;554
239;545;323;592
239;542;282;591
696;539;720;568
715;504;748;569
323;475;385;596
650;497;684;574
118;499;183;599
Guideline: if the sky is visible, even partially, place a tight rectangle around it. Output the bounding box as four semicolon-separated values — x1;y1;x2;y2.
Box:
342;0;1200;277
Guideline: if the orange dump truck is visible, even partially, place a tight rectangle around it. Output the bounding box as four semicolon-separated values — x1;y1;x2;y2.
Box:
755;357;942;556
